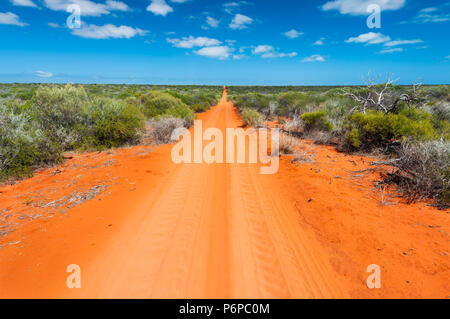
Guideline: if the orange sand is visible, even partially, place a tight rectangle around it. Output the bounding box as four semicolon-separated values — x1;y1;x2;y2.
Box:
0;90;448;298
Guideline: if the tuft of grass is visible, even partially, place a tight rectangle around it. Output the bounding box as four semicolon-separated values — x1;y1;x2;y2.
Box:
278;133;298;155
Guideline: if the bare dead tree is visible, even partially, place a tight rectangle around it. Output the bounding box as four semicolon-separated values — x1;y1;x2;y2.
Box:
344;75;422;114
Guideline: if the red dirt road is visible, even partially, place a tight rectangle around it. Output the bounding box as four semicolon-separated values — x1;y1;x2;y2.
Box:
0;90;448;298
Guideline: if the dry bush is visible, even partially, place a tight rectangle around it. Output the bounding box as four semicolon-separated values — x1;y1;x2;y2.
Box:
278;133;298;155
308;130;336;145
430;100;450;122
283;117;301;132
376;139;449;207
148;117;186;145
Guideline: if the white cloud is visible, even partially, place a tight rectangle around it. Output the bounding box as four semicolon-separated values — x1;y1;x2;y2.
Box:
384;39;423;47
284;29;303;39
313;37;326;46
223;1;249;14
0;12;27;26
35;71;53;78
302;55;325;62
44;0;129;17
205;16;220;28
345;32;391;45
346;32;425;52
252;45;273;54
402;3;450;24
72;24;148;39
416;13;450;23
194;46;232;60
252;45;297;59
167;36;221;49
11;0;37;8
229;13;253;29
420;7;438;13
261;52;297;59
223;2;241;7
105;0;130;11
321;0;405;15
48;22;60;28
147;0;173;16
378;48;403;54
45;0;108;16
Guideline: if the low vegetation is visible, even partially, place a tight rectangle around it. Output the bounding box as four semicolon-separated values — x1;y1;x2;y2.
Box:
0;83;219;182
301;111;333;132
229;81;450;207
148;117;187;145
278;134;297;155
377;140;449;206
241;108;263;127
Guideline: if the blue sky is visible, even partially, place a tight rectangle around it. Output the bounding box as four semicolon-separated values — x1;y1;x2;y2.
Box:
0;0;449;85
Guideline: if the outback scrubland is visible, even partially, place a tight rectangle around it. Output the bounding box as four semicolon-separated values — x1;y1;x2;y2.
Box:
0;83;220;180
1;82;448;208
0;83;449;298
229;83;450;208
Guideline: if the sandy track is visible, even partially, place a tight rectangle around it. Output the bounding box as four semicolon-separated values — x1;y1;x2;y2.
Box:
0;90;350;298
66;91;345;298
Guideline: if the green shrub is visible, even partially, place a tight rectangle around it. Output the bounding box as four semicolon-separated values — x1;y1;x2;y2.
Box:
15;88;35;101
323;96;358;128
163;104;195;124
168;91;217;109
346;110;437;150
301;111;333;132
234;93;272;113
1;84;148;180
125;96;140;108
87;99;145;148
31;84;91;149
192;102;210;113
0;108;61;180
348;128;362;149
140;91;194;122
276;92;309;116
241;108;262;127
